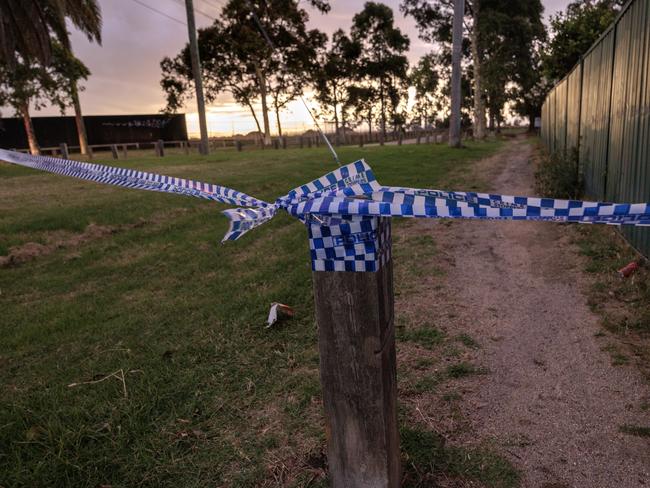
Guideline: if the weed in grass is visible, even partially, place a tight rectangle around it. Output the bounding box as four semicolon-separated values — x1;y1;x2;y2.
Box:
400;325;446;349
442;392;462;402
446;362;486;379
619;425;650;438
602;344;629;366
414;374;441;394
401;427;520;488
456;333;480;349
414;358;435;370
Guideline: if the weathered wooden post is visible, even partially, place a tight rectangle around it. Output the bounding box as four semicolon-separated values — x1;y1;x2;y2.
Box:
300;136;304;149
311;218;400;488
273;138;280;150
156;140;165;157
122;145;128;159
359;134;364;148
236;140;243;152
59;143;69;159
184;141;190;155
282;136;287;149
110;144;119;160
307;138;313;149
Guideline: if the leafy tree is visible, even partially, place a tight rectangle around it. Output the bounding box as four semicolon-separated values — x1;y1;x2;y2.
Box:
0;0;101;67
543;0;623;83
313;29;360;143
0;0;101;154
479;0;545;131
347;85;378;137
161;0;328;145
401;0;487;138
350;2;409;143
0;45;86;154
410;54;439;128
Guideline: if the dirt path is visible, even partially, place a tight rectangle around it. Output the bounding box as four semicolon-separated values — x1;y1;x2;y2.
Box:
398;136;650;487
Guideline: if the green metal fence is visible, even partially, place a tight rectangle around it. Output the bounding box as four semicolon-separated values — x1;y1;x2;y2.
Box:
541;0;650;257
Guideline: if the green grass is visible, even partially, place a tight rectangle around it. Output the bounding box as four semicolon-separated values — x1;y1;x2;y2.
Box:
0;141;503;486
619;424;650;438
401;427;519;488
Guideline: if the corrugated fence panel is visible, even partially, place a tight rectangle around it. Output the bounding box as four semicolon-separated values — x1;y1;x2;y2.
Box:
541;0;650;257
554;80;568;154
620;0;650;255
580;30;615;200
566;64;582;153
607;3;634;201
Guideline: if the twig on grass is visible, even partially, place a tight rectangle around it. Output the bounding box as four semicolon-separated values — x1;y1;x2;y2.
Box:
68;368;129;398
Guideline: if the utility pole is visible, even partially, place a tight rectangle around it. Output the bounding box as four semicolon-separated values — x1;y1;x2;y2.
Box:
449;0;464;148
184;0;209;155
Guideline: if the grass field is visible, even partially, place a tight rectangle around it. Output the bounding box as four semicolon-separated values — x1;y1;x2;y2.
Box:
0;141;513;487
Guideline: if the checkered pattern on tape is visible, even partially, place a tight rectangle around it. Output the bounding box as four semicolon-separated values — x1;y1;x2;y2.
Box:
0;149;268;209
308;215;391;272
2;149;650;272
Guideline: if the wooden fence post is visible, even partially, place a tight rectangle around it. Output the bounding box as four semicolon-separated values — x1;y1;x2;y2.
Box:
307;138;313;149
236;140;243;152
398;132;403;146
110;144;119;160
300;136;304;149
425;132;430;144
282;136;287;149
184;141;190;155
59;143;69;159
273;138;280;150
122;145;128;159
156;139;165;157
311;218;400;488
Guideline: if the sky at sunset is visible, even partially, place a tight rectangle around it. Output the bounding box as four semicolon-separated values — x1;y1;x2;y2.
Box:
8;0;571;136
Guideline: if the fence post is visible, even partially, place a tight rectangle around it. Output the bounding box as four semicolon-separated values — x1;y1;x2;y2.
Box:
416;132;421;145
282;136;287;149
184;141;190;155
122;145;128;159
359;134;364;148
300;136;304;149
156;139;165;157
59;143;69;159
311;218;400;488
110;144;119;160
236;140;243;152
398;132;403;146
273;138;280;150
425;132;430;144
307;138;312;149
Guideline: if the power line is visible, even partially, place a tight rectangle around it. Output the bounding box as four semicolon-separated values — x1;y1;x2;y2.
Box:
169;0;216;21
129;0;186;26
247;4;340;166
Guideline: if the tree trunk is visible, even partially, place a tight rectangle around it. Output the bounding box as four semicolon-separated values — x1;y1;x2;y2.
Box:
244;98;264;145
489;109;495;131
528;114;535;132
449;0;464;148
20;103;40;155
332;89;340;145
275;104;283;138
255;65;272;146
470;2;486;140
70;82;90;155
379;81;386;145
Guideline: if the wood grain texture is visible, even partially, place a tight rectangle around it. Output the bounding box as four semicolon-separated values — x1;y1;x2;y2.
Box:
313;247;400;487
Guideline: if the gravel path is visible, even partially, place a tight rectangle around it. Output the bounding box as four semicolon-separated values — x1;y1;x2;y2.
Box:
401;136;650;487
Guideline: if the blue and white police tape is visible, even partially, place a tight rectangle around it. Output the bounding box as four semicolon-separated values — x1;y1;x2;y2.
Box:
1;148;649;272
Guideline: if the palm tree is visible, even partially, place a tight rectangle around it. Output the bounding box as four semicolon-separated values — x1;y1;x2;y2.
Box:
0;0;101;155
